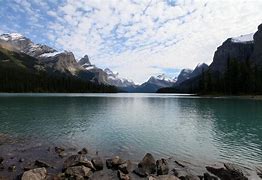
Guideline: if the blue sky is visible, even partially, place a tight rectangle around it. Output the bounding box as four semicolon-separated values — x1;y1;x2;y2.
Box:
1;0;262;83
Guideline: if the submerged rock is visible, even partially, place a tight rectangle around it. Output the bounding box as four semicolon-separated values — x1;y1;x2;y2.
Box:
78;148;88;155
0;157;3;164
156;159;169;175
65;165;93;179
22;168;47;180
91;156;104;171
257;167;262;178
35;160;51;168
8;165;16;172
55;146;65;154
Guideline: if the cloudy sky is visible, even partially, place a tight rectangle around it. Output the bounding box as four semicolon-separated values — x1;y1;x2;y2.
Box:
1;0;262;83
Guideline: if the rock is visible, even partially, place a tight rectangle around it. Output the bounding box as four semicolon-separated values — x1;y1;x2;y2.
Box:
0;164;4;170
58;151;68;158
35;160;51;168
52;173;66;180
19;158;25;162
91;157;103;171
106;159;113;169
224;163;246;177
257;167;262;178
156;159;169;175
172;169;179;177
65;165;92;179
118;170;130;180
206;166;248;180
8;165;16;171
133;167;147;178
203;173;218;180
78;148;88;155
112;156;126;167
174;160;185;168
138;153;156;174
179;175;199;180
149;175;180;180
21;168;47;180
63;154;91;169
118;160;132;174
0;157;3;164
55;146;65;154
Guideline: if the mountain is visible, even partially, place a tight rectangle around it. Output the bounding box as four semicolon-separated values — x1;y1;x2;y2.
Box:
104;68;136;88
158;23;262;95
0;45;117;93
175;69;193;85
190;63;209;78
77;55;136;88
209;34;254;73
0;33;56;57
0;33;117;92
133;74;175;93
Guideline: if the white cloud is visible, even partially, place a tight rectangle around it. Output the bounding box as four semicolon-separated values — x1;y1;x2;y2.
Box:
3;0;262;83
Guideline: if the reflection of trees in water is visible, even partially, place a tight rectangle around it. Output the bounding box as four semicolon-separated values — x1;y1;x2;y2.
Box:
182;98;262;167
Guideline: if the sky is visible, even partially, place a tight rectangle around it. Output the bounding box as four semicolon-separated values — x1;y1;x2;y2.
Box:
1;0;262;83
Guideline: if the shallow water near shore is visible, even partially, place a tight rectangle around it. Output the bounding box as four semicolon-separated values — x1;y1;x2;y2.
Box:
0;93;261;175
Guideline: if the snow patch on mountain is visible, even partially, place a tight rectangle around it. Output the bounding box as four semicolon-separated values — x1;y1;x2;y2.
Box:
40;51;65;57
231;33;254;43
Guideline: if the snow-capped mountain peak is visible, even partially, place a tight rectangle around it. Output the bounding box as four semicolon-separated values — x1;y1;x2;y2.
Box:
155;74;175;82
0;33;25;41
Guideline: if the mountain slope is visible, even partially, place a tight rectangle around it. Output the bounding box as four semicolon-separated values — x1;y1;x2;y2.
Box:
0;45;117;93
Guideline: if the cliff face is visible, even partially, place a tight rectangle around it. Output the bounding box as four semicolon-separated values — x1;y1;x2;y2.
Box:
252;24;262;66
209;37;254;73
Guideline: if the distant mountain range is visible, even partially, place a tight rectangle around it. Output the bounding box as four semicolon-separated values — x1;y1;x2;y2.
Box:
2;22;262;94
0;33;177;93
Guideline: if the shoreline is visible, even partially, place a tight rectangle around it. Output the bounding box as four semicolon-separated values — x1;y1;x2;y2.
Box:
0;135;261;179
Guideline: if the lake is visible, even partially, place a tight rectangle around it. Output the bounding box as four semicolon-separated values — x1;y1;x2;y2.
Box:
0;93;261;172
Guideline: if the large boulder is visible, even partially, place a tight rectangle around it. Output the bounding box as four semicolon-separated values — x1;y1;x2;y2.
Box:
65;165;92;179
156;159;169;175
206;165;248;180
133;153;156;177
63;154;95;170
91;156;104;171
21;168;47;180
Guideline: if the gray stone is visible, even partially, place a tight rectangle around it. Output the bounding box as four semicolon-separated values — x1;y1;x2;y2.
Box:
35;160;51;168
78;148;88;155
22;168;47;180
65;165;92;179
156;159;169;175
91;157;103;171
118;170;130;180
138;153;156;174
63;154;92;169
149;175;180;180
118;160;132;174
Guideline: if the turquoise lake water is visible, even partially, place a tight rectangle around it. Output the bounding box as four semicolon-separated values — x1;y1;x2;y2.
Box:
0;93;261;170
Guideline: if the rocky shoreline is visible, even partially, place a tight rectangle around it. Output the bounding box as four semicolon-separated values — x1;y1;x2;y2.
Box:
0;145;261;180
